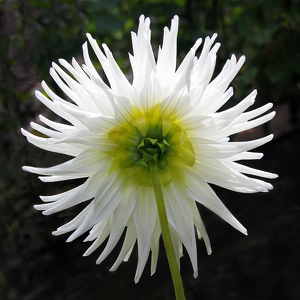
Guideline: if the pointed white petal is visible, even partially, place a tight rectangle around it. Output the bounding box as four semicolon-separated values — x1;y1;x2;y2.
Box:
95;183;137;264
150;219;161;276
83;218;112;256
184;169;247;235
21;128;83;156
110;217;137;271
186;197;211;255
164;184;198;277
133;186;157;283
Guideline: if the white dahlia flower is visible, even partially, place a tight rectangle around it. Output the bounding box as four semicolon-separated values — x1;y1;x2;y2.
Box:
22;15;277;284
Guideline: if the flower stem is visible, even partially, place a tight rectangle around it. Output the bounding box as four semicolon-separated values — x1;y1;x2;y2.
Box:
150;162;186;300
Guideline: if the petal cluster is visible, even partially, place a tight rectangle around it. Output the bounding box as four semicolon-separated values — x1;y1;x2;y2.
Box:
22;15;277;282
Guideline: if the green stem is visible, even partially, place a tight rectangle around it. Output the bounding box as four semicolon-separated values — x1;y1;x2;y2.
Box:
150;162;186;300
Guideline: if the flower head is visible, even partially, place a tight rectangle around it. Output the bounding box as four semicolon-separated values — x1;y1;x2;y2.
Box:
22;15;277;283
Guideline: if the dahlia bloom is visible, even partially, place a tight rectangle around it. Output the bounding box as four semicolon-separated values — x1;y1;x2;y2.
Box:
22;15;277;283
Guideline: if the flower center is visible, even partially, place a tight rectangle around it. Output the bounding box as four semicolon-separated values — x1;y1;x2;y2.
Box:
106;106;195;187
136;137;172;170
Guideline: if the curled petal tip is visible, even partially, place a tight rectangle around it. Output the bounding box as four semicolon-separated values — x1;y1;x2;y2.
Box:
172;15;179;23
66;236;74;243
239;55;246;63
82;41;88;49
22;166;31;172
20;128;26;135
270;111;276;119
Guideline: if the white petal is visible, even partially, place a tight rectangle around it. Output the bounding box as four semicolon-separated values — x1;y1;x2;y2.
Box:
83;218;112;256
39;115;77;134
23;148;108;176
186;197;211;255
21;128;83;156
35;166;110;215
150;219;161;275
86;33;115;91
95;182;137;264
184;169;247;235
110;216;137;271
133;186;157;283
90;171;126;225
30;121;64;139
193;157;273;193
66;201;95;242
224;160;278;179
157;15;179;83
35;89;84;129
164;184;198;277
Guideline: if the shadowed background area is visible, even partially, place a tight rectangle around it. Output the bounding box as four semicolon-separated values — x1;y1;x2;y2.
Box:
0;0;299;299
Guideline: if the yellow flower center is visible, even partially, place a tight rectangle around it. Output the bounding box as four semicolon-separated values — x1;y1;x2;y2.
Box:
107;105;195;187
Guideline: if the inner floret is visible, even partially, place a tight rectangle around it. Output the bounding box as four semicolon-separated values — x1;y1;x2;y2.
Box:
106;107;195;187
136;137;171;170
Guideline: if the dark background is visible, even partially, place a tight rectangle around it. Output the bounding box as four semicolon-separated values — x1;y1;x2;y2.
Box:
0;0;299;299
